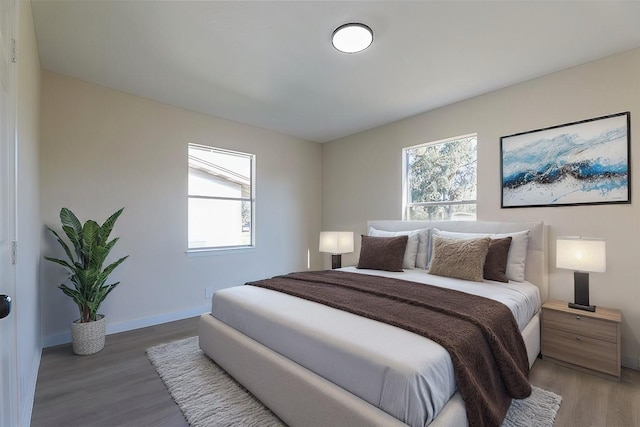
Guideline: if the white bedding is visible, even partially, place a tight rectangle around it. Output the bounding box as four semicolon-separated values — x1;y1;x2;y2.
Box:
210;268;541;427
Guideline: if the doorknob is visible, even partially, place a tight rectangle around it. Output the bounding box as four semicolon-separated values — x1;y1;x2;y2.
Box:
0;294;11;319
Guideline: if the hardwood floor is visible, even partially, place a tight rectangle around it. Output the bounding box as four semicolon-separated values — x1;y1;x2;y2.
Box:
32;317;640;426
529;358;640;427
32;317;198;427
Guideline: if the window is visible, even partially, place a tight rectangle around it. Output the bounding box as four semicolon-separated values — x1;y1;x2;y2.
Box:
188;144;255;250
403;134;477;221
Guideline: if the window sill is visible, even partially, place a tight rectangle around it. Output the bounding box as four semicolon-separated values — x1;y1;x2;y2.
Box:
186;246;256;258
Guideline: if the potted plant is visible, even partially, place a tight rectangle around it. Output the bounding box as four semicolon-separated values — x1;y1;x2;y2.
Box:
45;207;128;355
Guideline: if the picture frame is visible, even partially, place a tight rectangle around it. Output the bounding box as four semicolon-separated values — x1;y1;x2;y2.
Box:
501;112;631;208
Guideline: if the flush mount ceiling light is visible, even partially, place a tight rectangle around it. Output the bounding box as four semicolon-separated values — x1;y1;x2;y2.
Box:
332;23;373;54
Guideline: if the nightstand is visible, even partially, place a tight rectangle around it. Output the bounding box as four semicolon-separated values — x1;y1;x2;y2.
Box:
541;300;621;380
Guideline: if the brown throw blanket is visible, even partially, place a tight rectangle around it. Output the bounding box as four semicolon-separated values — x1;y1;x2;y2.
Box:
247;270;531;427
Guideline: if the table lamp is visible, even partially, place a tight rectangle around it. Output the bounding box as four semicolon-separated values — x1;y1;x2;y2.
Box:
556;236;606;312
319;231;354;269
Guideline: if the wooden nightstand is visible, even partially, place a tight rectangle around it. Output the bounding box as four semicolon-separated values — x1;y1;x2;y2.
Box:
541;300;621;380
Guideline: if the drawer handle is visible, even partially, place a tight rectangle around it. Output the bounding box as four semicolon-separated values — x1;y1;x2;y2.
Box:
576;315;581;320
575;336;582;341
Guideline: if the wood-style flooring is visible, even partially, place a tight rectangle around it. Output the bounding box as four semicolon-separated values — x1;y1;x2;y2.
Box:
32;317;197;427
32;316;640;426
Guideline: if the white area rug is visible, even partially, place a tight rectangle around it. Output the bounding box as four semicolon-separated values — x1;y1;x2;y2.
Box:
147;336;561;427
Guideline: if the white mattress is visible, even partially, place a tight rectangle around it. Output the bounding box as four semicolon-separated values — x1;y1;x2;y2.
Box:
210;268;541;427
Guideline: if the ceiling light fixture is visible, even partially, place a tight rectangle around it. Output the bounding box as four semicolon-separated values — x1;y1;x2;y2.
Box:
332;23;373;54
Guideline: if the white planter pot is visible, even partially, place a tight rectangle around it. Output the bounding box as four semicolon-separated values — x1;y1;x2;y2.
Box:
71;315;106;355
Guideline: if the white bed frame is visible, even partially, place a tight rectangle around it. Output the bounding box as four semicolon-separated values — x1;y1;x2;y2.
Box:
199;221;547;427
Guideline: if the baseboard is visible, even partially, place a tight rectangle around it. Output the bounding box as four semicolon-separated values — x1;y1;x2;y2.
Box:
42;330;71;348
42;305;210;348
106;305;209;335
20;348;41;427
622;354;640;371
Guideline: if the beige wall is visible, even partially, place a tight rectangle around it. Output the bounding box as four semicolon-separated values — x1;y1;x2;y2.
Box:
40;71;322;346
17;0;41;424
323;48;640;369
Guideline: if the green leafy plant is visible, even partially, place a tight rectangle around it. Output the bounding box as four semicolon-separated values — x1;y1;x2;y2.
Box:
45;207;129;323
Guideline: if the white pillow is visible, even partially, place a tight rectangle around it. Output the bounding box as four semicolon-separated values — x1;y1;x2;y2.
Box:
429;228;530;282
415;229;430;269
368;227;426;269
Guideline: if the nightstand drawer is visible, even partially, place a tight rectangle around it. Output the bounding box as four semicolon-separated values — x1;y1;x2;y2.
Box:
542;328;619;377
543;308;617;343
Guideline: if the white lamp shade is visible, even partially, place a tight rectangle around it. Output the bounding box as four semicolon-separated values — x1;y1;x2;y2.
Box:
319;231;354;254
556;237;606;272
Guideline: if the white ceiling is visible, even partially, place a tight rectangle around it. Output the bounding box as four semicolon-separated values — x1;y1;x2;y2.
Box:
31;1;640;143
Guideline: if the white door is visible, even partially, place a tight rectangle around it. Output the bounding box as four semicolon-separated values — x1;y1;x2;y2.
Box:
0;0;17;425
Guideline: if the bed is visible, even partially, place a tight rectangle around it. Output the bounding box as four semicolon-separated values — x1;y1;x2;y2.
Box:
199;220;548;427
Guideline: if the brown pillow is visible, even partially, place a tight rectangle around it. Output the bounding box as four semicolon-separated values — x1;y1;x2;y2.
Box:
483;237;513;283
357;235;408;272
428;236;491;282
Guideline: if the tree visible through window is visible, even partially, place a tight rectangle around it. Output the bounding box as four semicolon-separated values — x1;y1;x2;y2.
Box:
188;144;255;250
403;135;477;220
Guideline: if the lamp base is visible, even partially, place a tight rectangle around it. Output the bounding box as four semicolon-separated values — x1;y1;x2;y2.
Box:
331;254;342;269
571;271;596;312
568;302;596;312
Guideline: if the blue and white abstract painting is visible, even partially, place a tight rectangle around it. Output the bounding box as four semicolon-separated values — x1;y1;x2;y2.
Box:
501;113;630;207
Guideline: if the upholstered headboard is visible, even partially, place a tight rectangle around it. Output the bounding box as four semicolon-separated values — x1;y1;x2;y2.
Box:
367;220;548;302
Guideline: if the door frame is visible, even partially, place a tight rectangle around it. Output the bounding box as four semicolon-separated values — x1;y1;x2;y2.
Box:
0;0;18;425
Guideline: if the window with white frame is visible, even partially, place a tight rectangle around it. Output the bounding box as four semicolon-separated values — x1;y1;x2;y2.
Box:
403;134;477;221
188;144;255;250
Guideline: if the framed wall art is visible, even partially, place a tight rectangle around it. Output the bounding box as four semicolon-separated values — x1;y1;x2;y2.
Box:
501;112;630;208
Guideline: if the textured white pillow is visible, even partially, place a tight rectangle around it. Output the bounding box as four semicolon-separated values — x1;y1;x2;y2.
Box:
429;228;530;282
368;227;425;269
